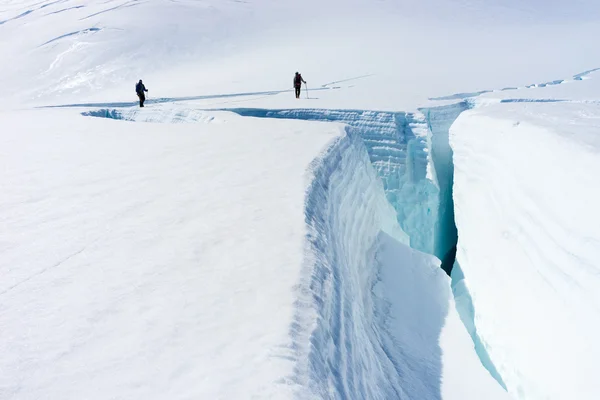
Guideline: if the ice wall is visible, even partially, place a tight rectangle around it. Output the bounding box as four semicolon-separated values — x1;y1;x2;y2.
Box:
293;128;508;400
294;128;411;398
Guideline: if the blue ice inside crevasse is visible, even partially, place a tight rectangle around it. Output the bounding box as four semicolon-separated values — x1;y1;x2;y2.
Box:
422;103;508;389
421;102;468;274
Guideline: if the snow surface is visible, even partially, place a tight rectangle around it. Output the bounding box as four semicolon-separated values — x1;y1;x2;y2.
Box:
2;0;600;398
0;108;337;398
451;95;600;400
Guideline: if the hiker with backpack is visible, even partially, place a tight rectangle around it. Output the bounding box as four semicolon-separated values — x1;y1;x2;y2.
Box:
293;72;306;99
136;79;148;107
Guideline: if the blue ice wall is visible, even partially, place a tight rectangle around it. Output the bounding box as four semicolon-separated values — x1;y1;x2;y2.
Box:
292;128;448;400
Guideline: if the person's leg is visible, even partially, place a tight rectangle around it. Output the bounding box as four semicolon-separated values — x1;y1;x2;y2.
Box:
140;93;145;107
295;86;300;98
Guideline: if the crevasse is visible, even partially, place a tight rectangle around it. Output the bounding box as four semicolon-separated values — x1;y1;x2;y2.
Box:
289;125;455;399
230;106;507;395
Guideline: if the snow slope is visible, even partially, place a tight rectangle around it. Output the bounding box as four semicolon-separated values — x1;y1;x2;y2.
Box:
451;95;600;400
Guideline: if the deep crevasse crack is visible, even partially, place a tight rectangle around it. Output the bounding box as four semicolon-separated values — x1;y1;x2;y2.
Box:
228;107;508;395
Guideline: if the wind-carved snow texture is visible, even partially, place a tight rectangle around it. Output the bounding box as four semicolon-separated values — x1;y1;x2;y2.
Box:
41;28;101;46
80;0;141;20
45;5;85;16
0;9;33;25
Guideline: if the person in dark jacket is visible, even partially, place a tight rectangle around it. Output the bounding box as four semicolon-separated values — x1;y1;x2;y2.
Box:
293;72;306;99
135;79;148;107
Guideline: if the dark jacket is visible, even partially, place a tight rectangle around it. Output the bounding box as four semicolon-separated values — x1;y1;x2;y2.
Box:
293;74;305;88
136;82;147;94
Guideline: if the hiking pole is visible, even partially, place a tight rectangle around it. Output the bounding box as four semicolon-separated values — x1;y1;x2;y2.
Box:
305;82;309;99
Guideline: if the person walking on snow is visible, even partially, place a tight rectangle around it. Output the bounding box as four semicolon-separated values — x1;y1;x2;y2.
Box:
293;72;306;99
136;79;148;107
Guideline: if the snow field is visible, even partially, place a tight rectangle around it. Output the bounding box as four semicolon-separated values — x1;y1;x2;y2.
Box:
0;108;337;399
